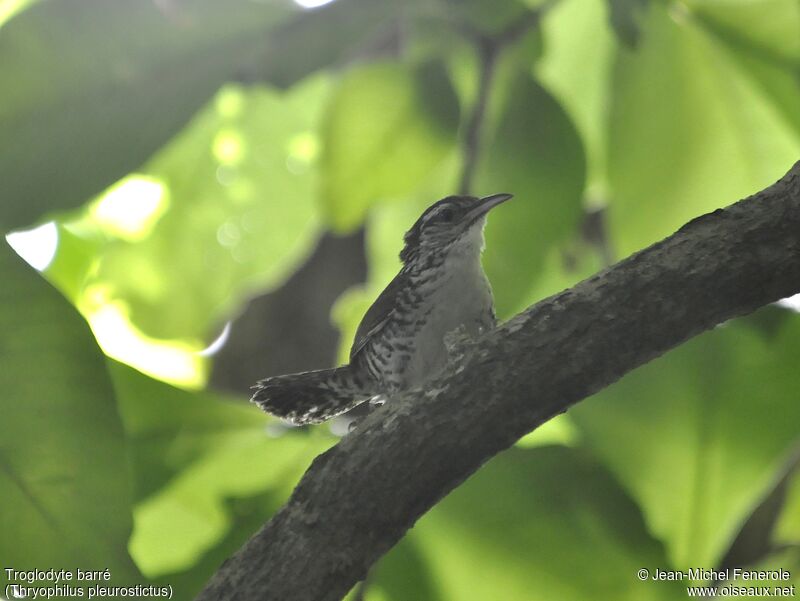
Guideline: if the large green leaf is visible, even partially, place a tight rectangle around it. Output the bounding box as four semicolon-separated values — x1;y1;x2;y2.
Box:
607;3;800;256
404;446;682;601
320;60;460;231
61;77;327;342
152;490;296;601
537;0;616;197
571;316;800;568
694;11;800;142
110;361;334;579
686;0;800;62
0;0;293;232
477;72;586;318
0;244;141;584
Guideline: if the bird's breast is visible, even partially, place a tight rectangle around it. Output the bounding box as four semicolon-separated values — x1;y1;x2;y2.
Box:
370;256;495;390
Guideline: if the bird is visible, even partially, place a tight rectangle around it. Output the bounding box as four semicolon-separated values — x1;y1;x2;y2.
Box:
252;193;513;425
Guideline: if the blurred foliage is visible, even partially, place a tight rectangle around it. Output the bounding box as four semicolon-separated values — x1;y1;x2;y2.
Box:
0;245;141;584
76;78;326;341
607;2;800;256
0;0;297;232
477;70;586;316
321;60;461;230
401;446;684;601
2;0;799;599
774;468;800;546
572;318;800;569
111;361;333;582
723;547;800;592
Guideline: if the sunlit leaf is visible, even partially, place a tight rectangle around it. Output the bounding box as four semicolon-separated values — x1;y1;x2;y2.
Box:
0;0;295;232
0;0;36;27
153;490;289;601
607;3;800;257
320;61;460;231
696;17;800;142
686;0;800;62
571;317;800;568
537;0;616;198
516;413;579;448
0;243;141;583
65;77;327;343
110;361;334;578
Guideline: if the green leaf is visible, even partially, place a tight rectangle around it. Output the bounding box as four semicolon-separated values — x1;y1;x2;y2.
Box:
0;0;292;232
110;361;266;502
0;0;36;26
606;0;649;48
361;538;441;600
686;0;800;62
153;490;294;601
694;14;800;142
477;72;586;318
774;467;800;545
537;0;617;198
722;547;800;591
0;243;141;583
607;3;800;257
516;413;580;448
320;61;460;231
571;318;800;568
110;361;334;578
63;78;327;341
407;446;682;601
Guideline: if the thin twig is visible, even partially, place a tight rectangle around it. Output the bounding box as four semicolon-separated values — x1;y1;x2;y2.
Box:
456;0;560;194
458;39;498;195
498;0;560;46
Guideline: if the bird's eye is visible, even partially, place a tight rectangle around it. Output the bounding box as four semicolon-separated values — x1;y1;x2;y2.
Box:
439;207;455;223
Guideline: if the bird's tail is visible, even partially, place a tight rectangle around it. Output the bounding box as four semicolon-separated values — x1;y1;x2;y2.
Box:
252;366;376;425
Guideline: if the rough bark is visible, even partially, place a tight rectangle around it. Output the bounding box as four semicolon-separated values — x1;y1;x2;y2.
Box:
197;162;800;601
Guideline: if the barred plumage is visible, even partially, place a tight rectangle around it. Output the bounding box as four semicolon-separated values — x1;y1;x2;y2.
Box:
252;193;512;425
253;367;375;425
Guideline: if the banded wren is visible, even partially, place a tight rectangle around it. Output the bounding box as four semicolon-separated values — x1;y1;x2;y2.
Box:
252;193;512;424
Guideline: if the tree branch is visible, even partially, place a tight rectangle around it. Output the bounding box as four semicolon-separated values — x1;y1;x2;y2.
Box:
197;162;800;601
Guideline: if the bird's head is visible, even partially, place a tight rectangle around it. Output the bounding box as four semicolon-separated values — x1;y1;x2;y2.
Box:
400;193;513;265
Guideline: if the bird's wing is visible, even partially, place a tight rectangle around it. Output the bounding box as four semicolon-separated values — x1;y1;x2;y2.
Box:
349;271;407;360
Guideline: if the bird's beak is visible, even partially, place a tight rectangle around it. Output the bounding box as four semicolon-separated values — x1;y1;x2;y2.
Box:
466;193;513;223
